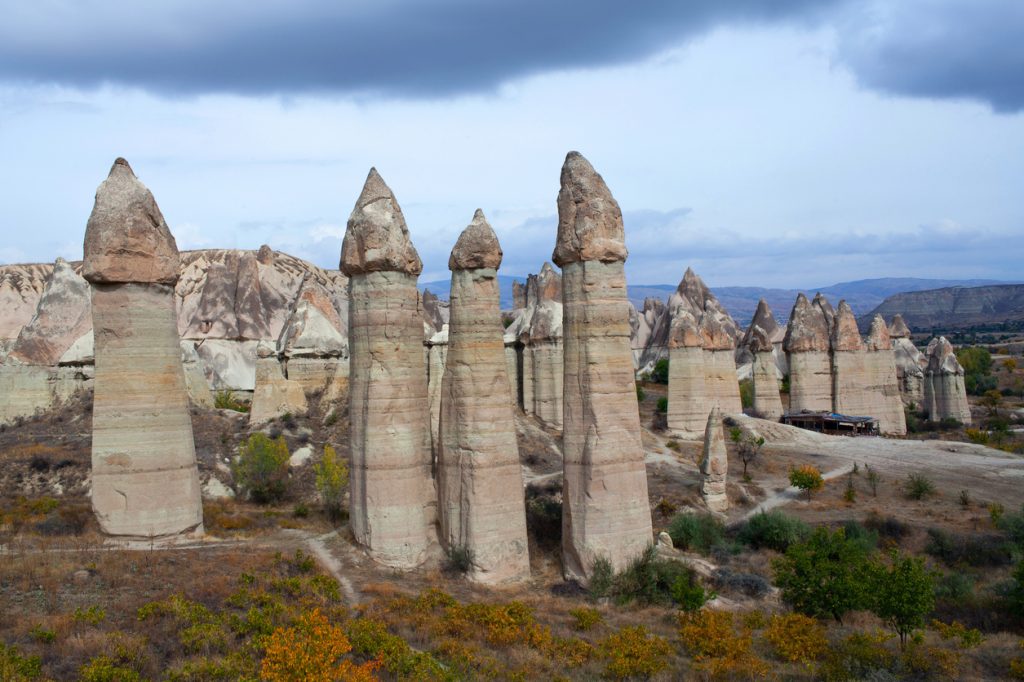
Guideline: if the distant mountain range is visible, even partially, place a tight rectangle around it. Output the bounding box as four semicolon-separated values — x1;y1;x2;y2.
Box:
419;276;1018;326
862;284;1024;331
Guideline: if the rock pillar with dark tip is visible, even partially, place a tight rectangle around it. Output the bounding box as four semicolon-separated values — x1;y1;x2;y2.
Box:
748;324;784;420
831;300;873;418
699;407;728;512
783;293;832;412
553;152;653;581
340;168;433;569
83;158;203;537
865;315;907;434
438;210;530;584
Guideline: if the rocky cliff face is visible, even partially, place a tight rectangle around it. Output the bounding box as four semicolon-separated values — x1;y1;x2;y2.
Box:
865;284;1024;330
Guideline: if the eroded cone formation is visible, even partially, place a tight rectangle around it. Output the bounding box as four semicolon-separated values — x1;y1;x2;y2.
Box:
554;152;653;581
865;315;907;434
699;408;728;512
831;300;872;418
341;169;433;569
84;158;203;537
783;293;833;412
924;337;972;425
748;324;784;420
889;314;925;407
438;210;530;584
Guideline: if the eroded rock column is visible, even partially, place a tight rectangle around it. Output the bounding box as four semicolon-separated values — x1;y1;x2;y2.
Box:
554;152;653;580
784;293;832;412
831;300;873;417
889;314;925;408
438;210;530;584
749;325;784;420
666;311;708;435
84;158;203;537
341;168;433;568
699;407;728;512
865;315;907;434
924;337;972;425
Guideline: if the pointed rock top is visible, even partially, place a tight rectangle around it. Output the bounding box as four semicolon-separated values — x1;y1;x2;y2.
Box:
783;292;830;353
747;324;774;353
866;314;892;351
831;300;865;352
449;209;503;271
668;309;703;348
677;267;713;309
812;292;835;334
257;244;275;265
742;298;780;348
340;168;423;276
535;262;562;302
889;314;912;339
926;336;964;375
552;151;627;266
82;157;180;285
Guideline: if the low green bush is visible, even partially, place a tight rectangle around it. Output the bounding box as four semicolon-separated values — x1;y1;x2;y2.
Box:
737;511;810;552
232;433;290;504
667;512;725;554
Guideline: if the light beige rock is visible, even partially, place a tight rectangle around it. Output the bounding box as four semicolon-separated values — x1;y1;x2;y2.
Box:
784;293;832;412
180;341;214;408
426;332;448;458
889;315;926;408
341;169;433;569
7;258;92;367
553;152;652;581
666;312;707;435
864;315;907;435
249;345;308;425
748;325;784;420
923;337;972;425
699;408;728;512
84;159;203;538
831;300;874;418
438;211;530;584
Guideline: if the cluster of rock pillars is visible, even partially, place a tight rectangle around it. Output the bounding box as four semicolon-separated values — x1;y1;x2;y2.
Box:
42;152;973;585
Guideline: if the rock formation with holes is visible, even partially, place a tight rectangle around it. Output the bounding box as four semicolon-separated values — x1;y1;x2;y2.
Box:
554;151;652;581
438;210;530;584
83;158;203;537
341;168;434;569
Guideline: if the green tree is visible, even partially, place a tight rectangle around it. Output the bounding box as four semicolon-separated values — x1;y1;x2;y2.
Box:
789;465;824;500
772;527;877;623
233;433;290;504
315;444;349;521
871;551;935;648
651;358;669;384
730;427;765;481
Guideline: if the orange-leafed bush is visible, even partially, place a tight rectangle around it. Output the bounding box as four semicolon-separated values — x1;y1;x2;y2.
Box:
678;610;738;660
260;609;378;682
763;613;828;665
598;625;672;680
789;465;824;498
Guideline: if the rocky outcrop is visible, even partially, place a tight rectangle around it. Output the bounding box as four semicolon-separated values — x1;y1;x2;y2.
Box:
7;258;92;366
889;314;925;408
736;298;787;374
923;337;972;425
249;343;308;425
84;158;203;538
629;297;664;368
784;293;832;412
0;263;53;356
748;324;784;420
438;210;530;584
554;152;652;581
276;279;349;402
831;300;873;418
864;315;907;434
341;168;433;569
504;262;563;427
699;407;728;512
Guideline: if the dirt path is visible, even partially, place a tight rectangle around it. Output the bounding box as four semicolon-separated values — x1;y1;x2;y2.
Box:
739;463;854;521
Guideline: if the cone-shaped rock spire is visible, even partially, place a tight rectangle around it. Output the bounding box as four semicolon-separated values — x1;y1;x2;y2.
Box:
889;314;912;339
552;152;628;266
831;300;865;352
449;209;503;271
784;294;831;353
340;168;423;276
866;314;892;351
83;158;180;285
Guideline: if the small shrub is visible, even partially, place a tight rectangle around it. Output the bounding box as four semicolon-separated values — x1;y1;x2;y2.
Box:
667;512;725;554
651;358;669;384
655;498;677;518
314;444;348;522
261;608;378;682
763;613;828;664
444;544;475;574
841;520;879;553
73;605;107;626
865;465;880;497
934;571;974;604
233;433;290;504
819;629;895;681
739;379;754;409
863;512;910;541
598;625;672;680
737;511;810;552
665;440;681;452
872;551;936;648
959;489;971;507
655;397;668;414
214;389;249;413
843;475;857;503
29;625;55;644
0;643;42;680
990;502;1006;525
932;619;984;649
789;464;824;499
569;607;603;631
635;384;646;402
905;473;935;501
588;557;614;600
925;528;1013;567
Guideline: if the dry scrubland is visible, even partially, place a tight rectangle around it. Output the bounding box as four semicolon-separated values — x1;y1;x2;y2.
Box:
1;342;1024;680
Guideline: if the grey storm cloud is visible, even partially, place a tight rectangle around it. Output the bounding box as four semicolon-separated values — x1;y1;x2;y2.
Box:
0;0;1021;111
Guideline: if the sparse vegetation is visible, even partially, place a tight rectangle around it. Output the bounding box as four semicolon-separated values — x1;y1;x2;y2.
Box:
214;389;250;413
789;464;824;500
233;433;291;504
666;512;725;554
314;444;348;522
737;511;810;552
729;427;764;481
444;544;476;574
738;378;753;409
655;397;668;414
905;473;936;500
650;358;669;384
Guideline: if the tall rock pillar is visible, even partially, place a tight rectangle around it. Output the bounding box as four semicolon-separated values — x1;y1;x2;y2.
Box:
340;168;433;568
889;315;925;408
554;152;653;581
666;311;708;435
831;300;873;417
748;325;784;420
924;337;972;425
83;158;203;537
438;210;530;584
699;407;728;512
865;315;907;434
784;294;832;412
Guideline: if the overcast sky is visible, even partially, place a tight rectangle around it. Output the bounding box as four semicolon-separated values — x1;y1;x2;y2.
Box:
1;0;1022;288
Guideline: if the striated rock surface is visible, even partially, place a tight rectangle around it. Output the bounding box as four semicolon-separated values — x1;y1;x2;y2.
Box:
923;337;972;425
748;325;784;420
889;315;925;407
784;293;832;412
864;315;907;434
250;344;308;425
699;407;728;512
553;152;652;581
438;211;530;584
84;158;203;538
7;259;92;367
341;168;433;568
831;300;873;418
